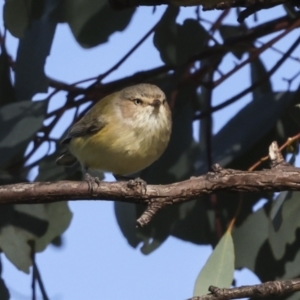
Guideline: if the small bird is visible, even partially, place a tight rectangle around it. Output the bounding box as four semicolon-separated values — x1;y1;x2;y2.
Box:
56;83;172;185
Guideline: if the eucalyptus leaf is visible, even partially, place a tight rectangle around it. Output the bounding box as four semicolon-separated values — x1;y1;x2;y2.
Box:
270;191;288;231
233;204;269;272
35;202;73;252
0;50;16;107
0;202;72;273
269;192;300;260
0;100;47;168
4;0;32;38
193;230;234;296
13;204;49;236
219;25;248;59
15;0;58;100
251;57;273;101
65;0;135;48
153;6;179;66
154;7;208;65
284;292;300;300
0;276;9;300
285;247;300;280
114;202;141;248
270;151;296;232
0;225;35;273
171;198;213;245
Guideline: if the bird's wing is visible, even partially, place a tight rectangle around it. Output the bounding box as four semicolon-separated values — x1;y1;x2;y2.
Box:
61;114;107;145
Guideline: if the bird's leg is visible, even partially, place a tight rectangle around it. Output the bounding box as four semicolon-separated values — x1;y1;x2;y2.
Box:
114;174;147;194
84;169;101;192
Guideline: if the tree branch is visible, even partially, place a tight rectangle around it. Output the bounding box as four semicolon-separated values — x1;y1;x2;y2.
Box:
189;278;300;300
1;142;300;226
108;0;297;16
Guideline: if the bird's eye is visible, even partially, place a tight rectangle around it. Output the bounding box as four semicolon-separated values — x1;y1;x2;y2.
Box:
162;99;166;105
134;99;143;105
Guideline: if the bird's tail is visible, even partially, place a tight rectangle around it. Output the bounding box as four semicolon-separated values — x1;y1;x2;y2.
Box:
56;152;77;166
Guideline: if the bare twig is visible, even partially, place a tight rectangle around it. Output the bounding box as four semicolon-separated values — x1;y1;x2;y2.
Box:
249;133;300;171
189;278;300;300
30;242;36;300
33;260;49;300
195;29;300;119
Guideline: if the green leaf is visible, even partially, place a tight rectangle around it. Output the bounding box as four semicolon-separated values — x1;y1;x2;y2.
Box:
0;206;46;273
219;25;248;59
269;155;295;232
35;202;73;252
286;104;300;131
0;50;16;107
0;277;9;300
0;202;72;273
154;7;208;65
0;170;27;185
233;194;300;282
65;0;135;48
270;191;288;231
285;249;300;288
233;204;269;272
251;57;273;101
193;230;234;296
15;0;58;100
4;0;46;38
153;6;180;66
284;292;300;300
0;100;47;168
114;202;141;248
0;225;35;273
269;192;300;260
4;0;32;38
171;198;213;245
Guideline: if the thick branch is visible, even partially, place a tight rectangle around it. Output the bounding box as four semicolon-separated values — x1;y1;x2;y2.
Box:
1;162;300;205
1;141;299;226
190;278;300;300
0;151;297;196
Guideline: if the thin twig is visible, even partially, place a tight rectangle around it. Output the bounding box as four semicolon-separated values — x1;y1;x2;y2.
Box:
33;260;49;300
249;133;300;171
30;242;36;300
95;22;158;84
195;26;300;119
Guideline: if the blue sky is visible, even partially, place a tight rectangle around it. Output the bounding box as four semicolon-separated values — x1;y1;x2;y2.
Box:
1;3;299;299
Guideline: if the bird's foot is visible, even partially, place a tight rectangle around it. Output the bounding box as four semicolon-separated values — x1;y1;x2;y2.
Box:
85;173;101;192
127;177;147;194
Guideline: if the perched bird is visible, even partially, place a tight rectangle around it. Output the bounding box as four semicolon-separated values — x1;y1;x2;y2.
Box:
56;83;172;185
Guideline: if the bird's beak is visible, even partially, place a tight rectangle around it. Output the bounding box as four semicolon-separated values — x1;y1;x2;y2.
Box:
151;99;161;108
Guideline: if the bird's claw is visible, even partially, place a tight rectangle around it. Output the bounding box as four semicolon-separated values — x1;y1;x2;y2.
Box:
85;173;101;192
127;177;147;194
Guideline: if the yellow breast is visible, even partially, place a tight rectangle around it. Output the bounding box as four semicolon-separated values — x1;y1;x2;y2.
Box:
69;118;170;175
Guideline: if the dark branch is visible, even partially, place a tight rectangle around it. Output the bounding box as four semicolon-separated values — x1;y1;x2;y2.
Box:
107;0;298;16
189;278;300;300
1;142;300;226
